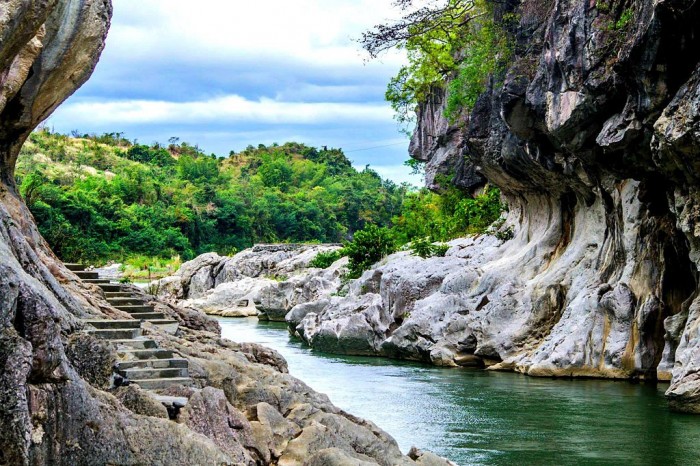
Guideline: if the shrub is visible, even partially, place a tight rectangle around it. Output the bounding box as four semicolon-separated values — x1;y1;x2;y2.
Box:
432;243;450;257
345;224;396;278
410;237;450;258
495;226;515;242
310;249;345;269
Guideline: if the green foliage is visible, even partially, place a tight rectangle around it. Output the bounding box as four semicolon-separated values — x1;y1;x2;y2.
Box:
380;0;512;128
432;243;450;257
16;132;407;264
126;145;175;166
310;249;346;269
596;0;611;13
18;130;507;271
613;7;633;30
409;236;449;258
445;18;513;120
404;158;425;176
393;184;505;243
384;0;468;128
453;185;505;233
495;226;514;241
344;224;397;278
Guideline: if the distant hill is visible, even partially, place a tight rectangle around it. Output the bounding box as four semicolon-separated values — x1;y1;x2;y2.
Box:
15;130;407;263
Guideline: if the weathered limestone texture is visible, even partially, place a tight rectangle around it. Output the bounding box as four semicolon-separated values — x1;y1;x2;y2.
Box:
0;2;451;464
287;0;700;414
156;244;346;320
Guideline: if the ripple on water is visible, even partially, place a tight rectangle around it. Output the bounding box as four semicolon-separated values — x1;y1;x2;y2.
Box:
219;317;700;466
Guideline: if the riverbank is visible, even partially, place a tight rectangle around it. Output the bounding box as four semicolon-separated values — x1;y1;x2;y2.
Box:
219;317;700;466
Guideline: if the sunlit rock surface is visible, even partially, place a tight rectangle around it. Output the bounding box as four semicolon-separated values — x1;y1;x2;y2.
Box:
156;244;346;320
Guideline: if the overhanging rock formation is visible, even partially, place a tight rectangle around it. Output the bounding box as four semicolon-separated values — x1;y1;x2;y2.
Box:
289;0;700;413
410;0;700;412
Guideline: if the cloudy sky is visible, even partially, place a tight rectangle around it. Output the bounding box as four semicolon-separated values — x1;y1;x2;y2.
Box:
47;0;422;184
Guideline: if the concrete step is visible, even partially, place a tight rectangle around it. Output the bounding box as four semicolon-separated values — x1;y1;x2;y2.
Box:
88;328;142;340
110;339;158;349
84;319;140;330
116;348;174;360
131;312;167;320
118;358;188;370
147;319;178;326
75;271;99;280
64;263;85;272
105;292;135;298
147;320;179;334
154;395;188;408
83;278;111;284
108;297;147;306
120;367;188;380
98;283;123;292
115;305;154;313
134;377;194;390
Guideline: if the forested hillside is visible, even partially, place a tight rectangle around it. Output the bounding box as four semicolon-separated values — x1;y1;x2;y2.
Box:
15;130;403;262
15;129;503;265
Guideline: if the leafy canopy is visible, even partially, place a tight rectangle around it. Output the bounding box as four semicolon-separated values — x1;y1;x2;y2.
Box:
362;0;512;127
16;130;408;264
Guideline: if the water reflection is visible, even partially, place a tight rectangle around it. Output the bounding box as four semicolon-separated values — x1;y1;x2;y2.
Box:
219;317;700;466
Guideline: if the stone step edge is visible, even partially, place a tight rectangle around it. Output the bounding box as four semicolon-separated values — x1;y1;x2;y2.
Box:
133;377;194;389
118;358;188;369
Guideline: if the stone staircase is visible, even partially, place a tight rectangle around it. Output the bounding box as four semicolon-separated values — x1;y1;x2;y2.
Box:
66;263;193;394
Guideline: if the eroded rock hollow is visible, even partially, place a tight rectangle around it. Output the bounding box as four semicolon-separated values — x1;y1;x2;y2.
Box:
287;0;700;413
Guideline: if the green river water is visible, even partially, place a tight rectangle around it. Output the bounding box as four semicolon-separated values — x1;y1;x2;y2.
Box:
218;317;700;466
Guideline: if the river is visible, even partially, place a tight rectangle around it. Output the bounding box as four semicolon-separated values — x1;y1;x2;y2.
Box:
219;317;700;466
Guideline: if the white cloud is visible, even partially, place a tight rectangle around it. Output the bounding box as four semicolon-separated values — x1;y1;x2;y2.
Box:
108;0;406;68
54;94;394;126
49;0;423;184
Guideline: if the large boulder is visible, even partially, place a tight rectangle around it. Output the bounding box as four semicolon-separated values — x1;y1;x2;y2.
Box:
182;277;276;317
257;257;348;321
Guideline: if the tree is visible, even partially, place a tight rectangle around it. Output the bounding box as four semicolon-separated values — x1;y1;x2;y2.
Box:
361;0;511;126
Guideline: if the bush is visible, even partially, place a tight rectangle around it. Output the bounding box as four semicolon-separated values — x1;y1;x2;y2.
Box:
345;224;396;278
410;237;450;258
432;243;450;257
495;226;514;242
310;249;345;269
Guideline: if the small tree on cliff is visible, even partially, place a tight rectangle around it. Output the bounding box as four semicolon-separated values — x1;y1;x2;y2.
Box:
360;0;511;126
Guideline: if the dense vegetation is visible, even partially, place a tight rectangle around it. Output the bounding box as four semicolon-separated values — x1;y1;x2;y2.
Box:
16;130;505;269
325;183;504;278
362;0;512;126
16;130;405;263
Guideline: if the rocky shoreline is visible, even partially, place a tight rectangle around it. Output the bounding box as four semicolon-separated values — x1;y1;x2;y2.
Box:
155;244;347;321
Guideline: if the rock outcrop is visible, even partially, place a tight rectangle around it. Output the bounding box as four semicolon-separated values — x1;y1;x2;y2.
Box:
286;0;700;414
0;2;450;464
156;244;346;320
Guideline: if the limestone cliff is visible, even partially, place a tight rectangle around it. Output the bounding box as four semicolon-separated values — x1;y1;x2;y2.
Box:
287;0;700;413
0;2;451;464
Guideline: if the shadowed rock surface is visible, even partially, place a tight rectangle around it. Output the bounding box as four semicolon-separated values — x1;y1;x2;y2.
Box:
0;2;452;464
286;0;700;414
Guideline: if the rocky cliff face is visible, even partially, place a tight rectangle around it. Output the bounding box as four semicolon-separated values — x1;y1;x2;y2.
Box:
0;3;450;464
288;0;700;413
